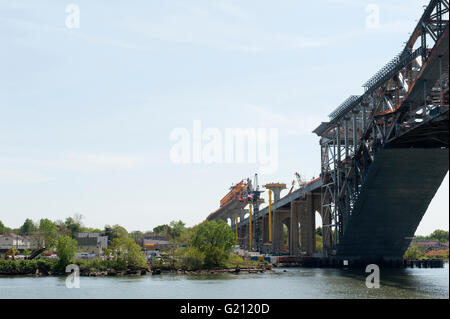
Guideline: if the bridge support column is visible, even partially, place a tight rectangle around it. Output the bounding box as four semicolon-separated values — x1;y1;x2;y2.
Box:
261;214;271;253
272;210;281;254
299;194;315;256
257;216;264;252
289;201;300;256
238;225;245;249
272;209;289;255
241;224;248;250
321;191;333;254
263;215;269;243
231;215;236;229
264;183;286;203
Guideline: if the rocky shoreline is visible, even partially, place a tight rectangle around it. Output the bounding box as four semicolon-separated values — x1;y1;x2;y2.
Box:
153;266;273;275
0;264;273;277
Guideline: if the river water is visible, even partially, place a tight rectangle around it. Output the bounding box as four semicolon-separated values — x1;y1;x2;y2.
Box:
0;264;448;299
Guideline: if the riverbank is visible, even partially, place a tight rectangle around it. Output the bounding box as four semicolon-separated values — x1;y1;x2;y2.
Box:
0;259;271;277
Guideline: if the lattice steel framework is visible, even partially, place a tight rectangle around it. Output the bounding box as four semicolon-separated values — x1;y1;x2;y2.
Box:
317;0;449;256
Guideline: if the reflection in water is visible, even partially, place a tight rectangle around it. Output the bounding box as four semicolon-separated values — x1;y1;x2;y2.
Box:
0;264;448;299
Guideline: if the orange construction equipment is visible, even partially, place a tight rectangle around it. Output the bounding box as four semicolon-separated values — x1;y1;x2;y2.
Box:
220;180;251;208
288;180;295;194
4;248;15;260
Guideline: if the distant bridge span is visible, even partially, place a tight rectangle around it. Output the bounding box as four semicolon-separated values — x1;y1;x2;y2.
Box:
206;0;449;264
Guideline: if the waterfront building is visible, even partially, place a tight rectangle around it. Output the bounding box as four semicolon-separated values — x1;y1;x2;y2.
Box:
75;233;108;256
0;234;39;250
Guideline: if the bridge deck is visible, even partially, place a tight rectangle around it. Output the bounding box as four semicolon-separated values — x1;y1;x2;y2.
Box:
238;178;322;227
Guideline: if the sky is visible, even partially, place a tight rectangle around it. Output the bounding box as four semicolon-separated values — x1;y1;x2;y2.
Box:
0;0;448;235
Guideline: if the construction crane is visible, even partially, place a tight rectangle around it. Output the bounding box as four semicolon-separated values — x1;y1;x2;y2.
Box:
295;172;307;188
27;247;46;260
219;180;251;208
288;180;295;194
249;173;264;252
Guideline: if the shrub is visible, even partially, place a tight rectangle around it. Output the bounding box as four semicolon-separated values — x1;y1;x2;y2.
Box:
179;247;205;270
111;237;148;270
190;220;235;267
56;235;78;270
0;259;57;275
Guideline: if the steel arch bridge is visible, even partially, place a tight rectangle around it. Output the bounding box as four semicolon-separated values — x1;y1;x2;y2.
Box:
206;0;449;264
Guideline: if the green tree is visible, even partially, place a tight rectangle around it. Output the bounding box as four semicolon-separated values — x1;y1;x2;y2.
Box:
104;225;128;244
38;218;58;248
404;243;426;260
190;220;235;267
80;227;102;233
176;227;194;245
0;221;6;235
168;220;186;240
316;227;323;237
65;216;82;238
130;231;143;245
178;246;205;270
428;230;449;243
111;237;147;269
152;221;188;242
315;233;323;252
20;218;37;235
153;224;170;236
54;220;72;237
56;235;78;269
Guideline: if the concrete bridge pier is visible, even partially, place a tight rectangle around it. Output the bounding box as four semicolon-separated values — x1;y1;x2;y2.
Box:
270;193;321;256
289;201;300;256
264;183;286;203
239;224;247;250
272;209;290;254
298;195;316;256
233;191;323;256
236;209;248;249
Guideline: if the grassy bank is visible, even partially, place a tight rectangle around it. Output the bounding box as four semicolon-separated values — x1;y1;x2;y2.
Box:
0;259;149;276
0;259;56;275
151;253;271;272
0;254;270;276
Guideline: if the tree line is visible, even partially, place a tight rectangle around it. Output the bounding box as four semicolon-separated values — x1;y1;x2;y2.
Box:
1;216;238;271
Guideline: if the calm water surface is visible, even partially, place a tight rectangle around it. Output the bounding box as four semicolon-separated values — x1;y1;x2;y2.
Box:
0;264;448;299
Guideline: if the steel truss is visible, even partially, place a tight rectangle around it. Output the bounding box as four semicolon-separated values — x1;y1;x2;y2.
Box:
317;0;449;256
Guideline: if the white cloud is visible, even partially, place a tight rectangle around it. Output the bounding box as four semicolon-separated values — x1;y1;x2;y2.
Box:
238;104;324;136
211;1;249;19
0;152;146;182
119;6;414;53
0;16;153;52
61;152;144;173
0;168;51;183
1;2;415;53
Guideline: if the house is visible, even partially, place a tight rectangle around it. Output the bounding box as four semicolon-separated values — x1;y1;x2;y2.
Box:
410;240;449;251
143;238;172;249
75;233;108;256
0;234;39;250
142;236;173;259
